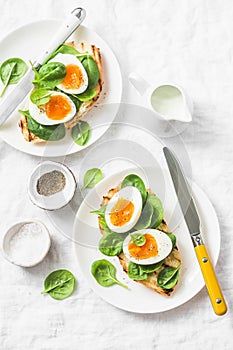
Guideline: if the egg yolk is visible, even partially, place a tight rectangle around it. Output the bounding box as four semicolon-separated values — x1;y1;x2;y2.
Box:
46;95;72;120
110;198;134;227
128;234;158;260
61;64;84;90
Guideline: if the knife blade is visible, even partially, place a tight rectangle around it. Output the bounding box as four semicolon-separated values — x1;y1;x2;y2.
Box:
0;7;86;126
163;146;227;316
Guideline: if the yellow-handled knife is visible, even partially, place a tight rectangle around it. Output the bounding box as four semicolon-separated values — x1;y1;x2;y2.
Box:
163;147;227;316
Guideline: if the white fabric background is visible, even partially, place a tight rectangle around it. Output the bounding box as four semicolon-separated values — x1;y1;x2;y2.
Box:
0;0;233;349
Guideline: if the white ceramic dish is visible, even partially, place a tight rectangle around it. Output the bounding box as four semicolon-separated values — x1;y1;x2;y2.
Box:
2;220;51;267
73;167;220;313
28;161;76;210
0;20;122;157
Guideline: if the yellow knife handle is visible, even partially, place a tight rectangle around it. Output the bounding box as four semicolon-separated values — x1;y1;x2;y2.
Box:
195;244;227;315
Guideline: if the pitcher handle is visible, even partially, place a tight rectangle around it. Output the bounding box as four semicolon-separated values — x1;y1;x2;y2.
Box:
129;72;150;96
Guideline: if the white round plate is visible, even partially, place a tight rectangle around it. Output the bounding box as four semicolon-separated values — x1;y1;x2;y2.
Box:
0;20;122;157
73;167;220;313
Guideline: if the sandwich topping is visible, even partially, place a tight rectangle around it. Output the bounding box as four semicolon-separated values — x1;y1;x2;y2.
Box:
128;233;158;260
91;174;182;295
110;198;135;227
45;94;73;120
61;64;85;90
18;42;101;143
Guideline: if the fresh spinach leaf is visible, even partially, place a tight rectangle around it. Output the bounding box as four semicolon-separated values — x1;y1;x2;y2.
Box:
147;194;164;228
128;261;148;280
57;45;80;55
134;193;164;230
18;110;66;141
98;216;113;234
76;87;97;102
71;120;90;146
139;260;164;273
30;88;51;106
91;205;112;233
41;269;75;300
43;44;80;64
166;233;176;249
91;259;128;289
33;62;66;88
99;232;124;256
0;57;27;96
134;200;154;230
157;264;181;289
90;204;107;218
69;94;81;111
83;168;103;189
121;174;147;205
130;233;146;246
81;56;100;90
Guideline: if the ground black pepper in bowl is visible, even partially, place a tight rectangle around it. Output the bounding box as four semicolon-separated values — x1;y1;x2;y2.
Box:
37;170;66;197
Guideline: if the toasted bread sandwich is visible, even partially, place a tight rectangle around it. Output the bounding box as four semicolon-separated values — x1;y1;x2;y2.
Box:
19;41;103;143
98;185;181;297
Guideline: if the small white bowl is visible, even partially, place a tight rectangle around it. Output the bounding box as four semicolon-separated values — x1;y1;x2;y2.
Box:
28;161;76;210
2;220;51;267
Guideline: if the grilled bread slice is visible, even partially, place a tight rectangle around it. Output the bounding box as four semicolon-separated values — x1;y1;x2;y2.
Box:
19;41;103;143
99;187;181;297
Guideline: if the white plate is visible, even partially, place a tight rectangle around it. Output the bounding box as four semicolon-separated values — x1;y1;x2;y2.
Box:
0;20;122;157
73;167;220;313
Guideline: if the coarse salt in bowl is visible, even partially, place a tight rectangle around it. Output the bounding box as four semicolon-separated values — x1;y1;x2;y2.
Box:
2;220;51;267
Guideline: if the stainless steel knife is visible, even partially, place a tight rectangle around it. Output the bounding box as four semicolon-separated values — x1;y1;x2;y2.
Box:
163;146;227;316
0;7;86;126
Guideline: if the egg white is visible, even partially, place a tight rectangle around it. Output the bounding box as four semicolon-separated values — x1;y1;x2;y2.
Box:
29;91;76;126
123;229;173;265
105;186;142;233
49;53;88;94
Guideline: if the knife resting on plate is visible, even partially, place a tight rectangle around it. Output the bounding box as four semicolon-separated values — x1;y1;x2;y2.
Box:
0;7;86;126
163;147;227;316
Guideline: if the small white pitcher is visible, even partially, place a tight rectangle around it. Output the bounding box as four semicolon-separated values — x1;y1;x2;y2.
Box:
129;72;193;137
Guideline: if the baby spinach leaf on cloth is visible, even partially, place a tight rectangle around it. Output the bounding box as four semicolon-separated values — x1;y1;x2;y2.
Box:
30;88;51;106
166;233;176;249
99;232;125;256
128;262;148;280
41;269;75;300
83;168;103;189
71;120;90;146
121;174;147;205
0;58;27;96
18;110;66;141
139;260;164;273
130;233;146;246
33;62;66;88
91;259;128;289
81;56;100;90
157;264;181;289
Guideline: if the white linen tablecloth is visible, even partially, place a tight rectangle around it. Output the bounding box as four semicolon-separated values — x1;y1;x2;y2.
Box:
0;1;232;349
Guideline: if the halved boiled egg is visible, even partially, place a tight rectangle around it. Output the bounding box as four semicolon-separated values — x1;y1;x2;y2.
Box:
50;53;88;94
29;91;76;125
105;186;142;233
123;229;172;265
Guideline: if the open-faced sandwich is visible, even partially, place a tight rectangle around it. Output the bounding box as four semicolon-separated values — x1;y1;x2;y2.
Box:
19;41;103;144
91;174;181;296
